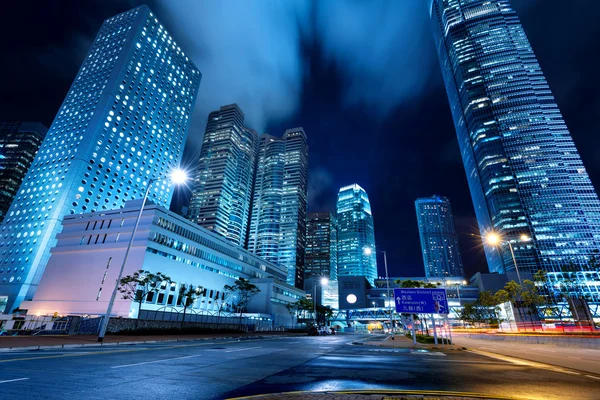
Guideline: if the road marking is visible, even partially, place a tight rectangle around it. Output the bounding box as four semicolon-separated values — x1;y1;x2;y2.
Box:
225;346;262;353
112;353;204;369
0;339;267;364
0;378;29;384
585;375;600;380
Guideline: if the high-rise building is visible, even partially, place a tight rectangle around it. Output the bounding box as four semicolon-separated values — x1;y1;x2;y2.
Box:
415;195;464;278
0;5;201;313
248;128;308;288
0;122;47;223
187;104;258;247
336;184;377;285
305;212;338;282
430;0;600;275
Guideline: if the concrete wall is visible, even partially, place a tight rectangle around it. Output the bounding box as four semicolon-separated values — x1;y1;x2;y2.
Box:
466;333;600;349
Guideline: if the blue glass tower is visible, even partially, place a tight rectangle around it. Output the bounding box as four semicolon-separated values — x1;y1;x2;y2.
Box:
430;0;600;275
415;195;464;278
0;5;201;313
336;184;377;285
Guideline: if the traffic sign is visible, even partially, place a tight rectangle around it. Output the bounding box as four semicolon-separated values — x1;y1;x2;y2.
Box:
393;288;449;315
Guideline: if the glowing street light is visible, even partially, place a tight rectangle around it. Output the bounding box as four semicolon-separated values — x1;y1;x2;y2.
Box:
97;168;189;342
363;246;394;339
484;231;530;285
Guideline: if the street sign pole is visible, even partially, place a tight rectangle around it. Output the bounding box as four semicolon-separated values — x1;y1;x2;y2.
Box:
410;314;417;344
431;313;438;345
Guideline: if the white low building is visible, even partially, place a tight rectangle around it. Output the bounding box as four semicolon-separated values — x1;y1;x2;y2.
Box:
22;200;304;327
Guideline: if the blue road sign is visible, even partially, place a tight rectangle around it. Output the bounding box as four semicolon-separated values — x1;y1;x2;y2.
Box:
393;288;449;315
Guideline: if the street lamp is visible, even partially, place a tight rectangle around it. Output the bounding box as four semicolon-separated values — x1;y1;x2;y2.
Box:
314;277;329;325
484;232;530;285
97;168;189;342
364;247;394;339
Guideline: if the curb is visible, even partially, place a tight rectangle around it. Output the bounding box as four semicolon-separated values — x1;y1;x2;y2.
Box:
0;334;286;352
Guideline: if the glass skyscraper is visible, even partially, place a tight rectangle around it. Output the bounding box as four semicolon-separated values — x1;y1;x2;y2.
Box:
305;212;338;283
0;122;47;224
429;0;600;275
0;5;201;312
187;104;258;247
415;195;464;278
248;128;308;288
336;184;377;285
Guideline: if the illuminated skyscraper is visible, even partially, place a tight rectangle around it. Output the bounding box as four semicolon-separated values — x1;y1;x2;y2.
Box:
415;195;464;278
0;122;47;223
248;128;308;288
430;0;600;275
0;5;201;313
187;104;258;247
336;184;377;285
305;213;338;282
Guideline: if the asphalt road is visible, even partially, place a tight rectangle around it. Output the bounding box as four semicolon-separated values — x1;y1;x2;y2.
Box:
0;334;598;399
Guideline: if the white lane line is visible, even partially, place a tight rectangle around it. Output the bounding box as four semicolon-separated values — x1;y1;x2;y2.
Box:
0;378;29;384
225;346;262;353
111;354;204;369
585;375;600;380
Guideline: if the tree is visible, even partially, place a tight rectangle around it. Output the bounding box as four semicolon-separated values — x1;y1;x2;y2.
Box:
316;305;334;326
285;302;299;329
215;289;234;330
118;270;172;321
223;278;261;329
520;279;544;321
178;284;202;329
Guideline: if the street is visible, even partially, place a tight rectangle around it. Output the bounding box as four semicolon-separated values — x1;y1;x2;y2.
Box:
0;334;598;399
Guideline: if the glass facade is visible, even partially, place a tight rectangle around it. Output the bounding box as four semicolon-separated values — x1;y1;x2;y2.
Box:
430;0;600;276
0;5;201;312
187;104;258;247
415;195;464;278
336;184;377;285
0;122;47;223
305;212;338;283
248;128;308;288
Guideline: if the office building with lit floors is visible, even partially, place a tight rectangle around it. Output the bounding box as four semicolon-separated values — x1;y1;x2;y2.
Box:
0;5;201;313
0;122;47;223
22;200;304;327
336;184;377;285
248;128;308;288
415;195;464;278
304;213;338;304
187;104;258;247
430;0;600;281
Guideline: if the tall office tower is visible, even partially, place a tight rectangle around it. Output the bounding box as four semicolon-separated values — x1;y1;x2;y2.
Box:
336;184;377;285
248;128;308;288
187;104;258;247
430;0;600;275
0;5;201;313
0;122;47;223
247;134;285;262
305;213;338;283
415;195;464;278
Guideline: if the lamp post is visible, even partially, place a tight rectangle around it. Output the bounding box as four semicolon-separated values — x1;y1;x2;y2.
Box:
97;169;188;342
364;247;394;340
485;232;530;286
314;277;329;325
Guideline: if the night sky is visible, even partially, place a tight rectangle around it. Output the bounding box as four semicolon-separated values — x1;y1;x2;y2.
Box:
1;1;599;279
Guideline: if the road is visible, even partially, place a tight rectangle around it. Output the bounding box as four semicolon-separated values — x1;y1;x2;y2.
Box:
453;334;600;374
0;334;598;399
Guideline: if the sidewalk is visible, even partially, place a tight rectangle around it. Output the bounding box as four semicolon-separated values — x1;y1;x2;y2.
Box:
0;331;301;351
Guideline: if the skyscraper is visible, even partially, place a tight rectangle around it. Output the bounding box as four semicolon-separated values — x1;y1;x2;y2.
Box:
336;184;377;285
248;128;308;288
187;104;258;247
0;5;201;312
430;0;600;275
305;213;338;283
0;122;47;223
415;195;464;278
